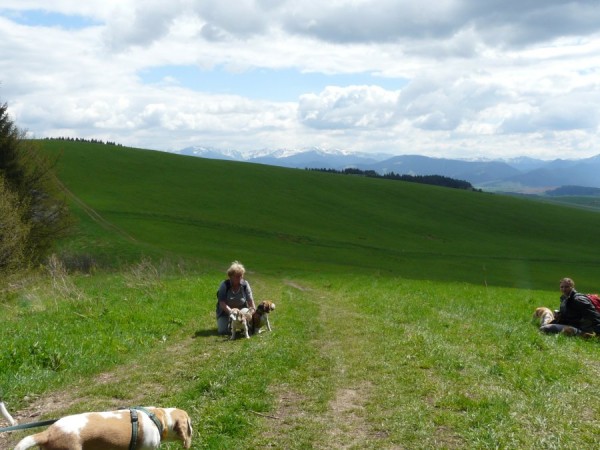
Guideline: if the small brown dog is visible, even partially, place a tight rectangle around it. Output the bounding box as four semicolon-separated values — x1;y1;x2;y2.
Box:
229;307;254;339
14;407;192;450
251;301;276;334
533;307;555;326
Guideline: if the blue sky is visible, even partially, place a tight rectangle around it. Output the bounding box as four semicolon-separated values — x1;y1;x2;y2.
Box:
1;1;599;159
2;9;99;29
138;66;409;102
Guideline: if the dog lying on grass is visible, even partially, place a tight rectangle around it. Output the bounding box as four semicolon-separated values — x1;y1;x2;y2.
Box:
229;307;254;339
0;400;16;426
14;407;192;450
533;307;555;326
251;301;276;334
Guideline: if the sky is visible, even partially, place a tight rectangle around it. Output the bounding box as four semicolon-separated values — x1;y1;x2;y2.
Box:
1;1;599;160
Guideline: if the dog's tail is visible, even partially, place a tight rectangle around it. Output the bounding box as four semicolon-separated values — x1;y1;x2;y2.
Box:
14;433;48;450
0;401;16;426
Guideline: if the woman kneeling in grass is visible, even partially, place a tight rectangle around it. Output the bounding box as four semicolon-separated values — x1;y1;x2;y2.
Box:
216;261;256;335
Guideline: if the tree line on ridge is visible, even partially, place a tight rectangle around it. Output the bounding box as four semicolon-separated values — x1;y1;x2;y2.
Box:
306;167;481;191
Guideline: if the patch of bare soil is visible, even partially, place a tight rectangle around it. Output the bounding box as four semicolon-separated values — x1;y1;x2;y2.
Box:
0;390;89;448
321;383;403;450
263;382;400;450
322;386;370;449
434;425;466;449
258;386;311;447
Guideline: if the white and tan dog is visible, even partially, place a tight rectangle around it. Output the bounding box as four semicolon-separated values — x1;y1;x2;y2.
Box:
251;301;276;334
14;407;192;450
1;400;16;426
534;307;555;326
229;307;254;339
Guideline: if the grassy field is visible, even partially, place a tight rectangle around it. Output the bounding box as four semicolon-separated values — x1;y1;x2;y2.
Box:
40;140;600;288
535;195;600;212
2;141;600;448
3;269;600;449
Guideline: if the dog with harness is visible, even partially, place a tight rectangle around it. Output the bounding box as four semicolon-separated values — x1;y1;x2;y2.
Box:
13;406;192;450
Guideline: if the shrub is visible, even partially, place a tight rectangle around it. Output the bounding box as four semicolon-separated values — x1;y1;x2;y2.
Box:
0;174;30;271
0;101;74;270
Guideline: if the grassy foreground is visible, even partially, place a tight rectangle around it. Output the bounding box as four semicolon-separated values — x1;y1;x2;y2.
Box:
2;267;600;449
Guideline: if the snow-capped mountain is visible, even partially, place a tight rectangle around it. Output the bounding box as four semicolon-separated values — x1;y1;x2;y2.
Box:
174;146;245;160
173;146;600;192
175;146;392;163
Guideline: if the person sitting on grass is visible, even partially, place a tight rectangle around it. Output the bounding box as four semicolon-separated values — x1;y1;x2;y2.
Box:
216;261;256;335
537;277;600;337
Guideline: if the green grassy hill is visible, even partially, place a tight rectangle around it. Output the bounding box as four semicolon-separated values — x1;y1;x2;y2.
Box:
4;140;600;449
43;139;600;290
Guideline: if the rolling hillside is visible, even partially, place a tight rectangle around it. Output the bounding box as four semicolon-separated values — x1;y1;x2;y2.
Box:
41;140;600;290
4;141;600;449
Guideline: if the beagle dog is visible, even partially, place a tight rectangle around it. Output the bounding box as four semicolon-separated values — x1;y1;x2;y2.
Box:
251;301;276;334
14;407;192;450
0;400;16;426
533;307;555;326
229;307;254;339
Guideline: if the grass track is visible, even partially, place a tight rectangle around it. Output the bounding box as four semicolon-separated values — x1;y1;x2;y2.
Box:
4;272;600;449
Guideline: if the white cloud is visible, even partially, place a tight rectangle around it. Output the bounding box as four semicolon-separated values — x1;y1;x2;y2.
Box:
0;1;599;159
298;85;399;129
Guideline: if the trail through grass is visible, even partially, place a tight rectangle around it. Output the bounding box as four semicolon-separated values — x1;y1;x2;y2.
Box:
3;271;600;449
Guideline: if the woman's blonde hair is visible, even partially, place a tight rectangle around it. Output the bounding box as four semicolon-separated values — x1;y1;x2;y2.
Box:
227;261;246;277
560;277;575;288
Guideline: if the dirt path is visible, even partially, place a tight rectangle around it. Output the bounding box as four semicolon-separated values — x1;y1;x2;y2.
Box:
264;283;396;449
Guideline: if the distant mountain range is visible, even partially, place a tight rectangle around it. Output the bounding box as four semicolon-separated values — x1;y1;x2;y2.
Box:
173;146;600;193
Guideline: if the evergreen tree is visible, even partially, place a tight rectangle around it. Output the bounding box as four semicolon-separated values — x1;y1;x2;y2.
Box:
0;101;73;270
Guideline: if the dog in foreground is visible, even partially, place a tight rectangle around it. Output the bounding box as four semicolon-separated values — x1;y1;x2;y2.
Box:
14;407;192;450
229;307;254;339
1;400;17;426
251;301;276;334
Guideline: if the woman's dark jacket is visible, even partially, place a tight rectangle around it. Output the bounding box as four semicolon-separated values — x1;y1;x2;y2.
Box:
557;290;600;333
